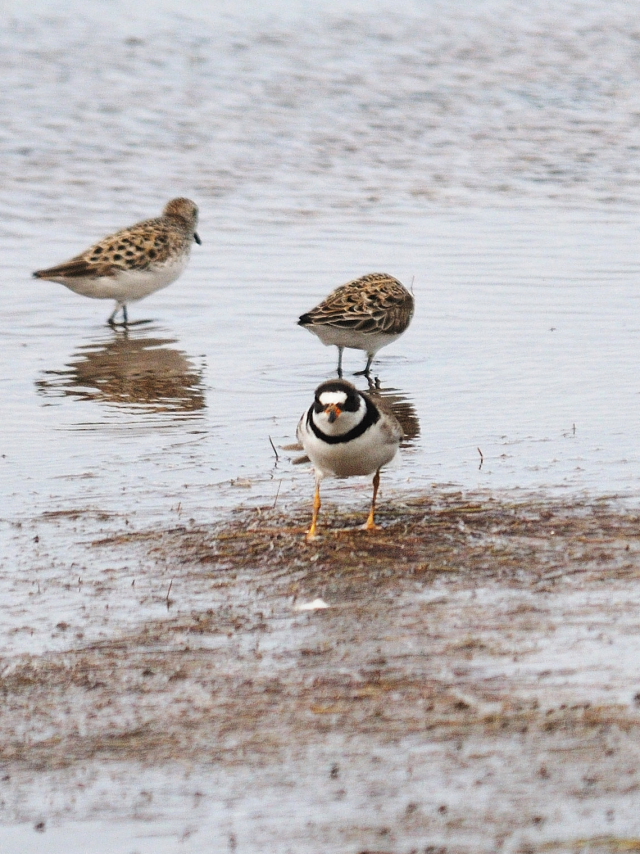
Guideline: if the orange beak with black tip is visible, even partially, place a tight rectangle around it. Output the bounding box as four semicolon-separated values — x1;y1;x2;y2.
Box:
326;403;342;423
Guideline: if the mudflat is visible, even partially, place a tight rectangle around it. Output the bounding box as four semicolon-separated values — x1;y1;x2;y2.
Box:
3;490;640;851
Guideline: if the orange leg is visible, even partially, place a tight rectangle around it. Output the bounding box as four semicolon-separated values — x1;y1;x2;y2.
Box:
307;479;322;541
364;469;381;531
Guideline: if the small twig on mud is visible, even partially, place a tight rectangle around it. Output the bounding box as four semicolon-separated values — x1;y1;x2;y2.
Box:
166;578;173;609
269;436;279;462
273;479;282;509
477;447;484;470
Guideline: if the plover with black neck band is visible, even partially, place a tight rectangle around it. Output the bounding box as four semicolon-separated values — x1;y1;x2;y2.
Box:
297;378;402;541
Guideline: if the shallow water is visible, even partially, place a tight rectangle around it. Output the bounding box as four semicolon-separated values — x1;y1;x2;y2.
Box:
2;0;640;850
6;209;640;559
4;0;640;534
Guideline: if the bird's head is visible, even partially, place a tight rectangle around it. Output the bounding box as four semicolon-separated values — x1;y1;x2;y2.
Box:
312;380;363;432
163;198;201;245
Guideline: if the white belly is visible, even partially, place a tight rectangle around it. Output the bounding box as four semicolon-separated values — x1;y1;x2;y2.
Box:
310;325;402;355
298;422;399;479
56;255;188;302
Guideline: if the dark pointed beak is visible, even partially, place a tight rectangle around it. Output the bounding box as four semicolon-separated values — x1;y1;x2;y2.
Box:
194;232;202;245
326;404;341;423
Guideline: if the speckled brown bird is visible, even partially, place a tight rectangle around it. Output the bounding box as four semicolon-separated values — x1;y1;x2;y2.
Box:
298;272;414;376
33;198;201;326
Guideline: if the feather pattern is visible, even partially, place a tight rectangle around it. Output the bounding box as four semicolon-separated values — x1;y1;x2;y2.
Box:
32;198;200;326
299;273;414;335
298;273;414;375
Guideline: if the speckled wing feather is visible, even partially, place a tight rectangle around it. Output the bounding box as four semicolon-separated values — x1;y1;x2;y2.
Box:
33;257;116;279
34;218;185;280
299;273;414;335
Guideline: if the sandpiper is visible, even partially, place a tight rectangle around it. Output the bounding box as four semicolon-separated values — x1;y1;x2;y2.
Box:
33;198;201;326
298;272;414;376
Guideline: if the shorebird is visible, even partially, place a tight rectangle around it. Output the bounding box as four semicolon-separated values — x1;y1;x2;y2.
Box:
33;197;201;326
298;272;414;376
297;378;402;541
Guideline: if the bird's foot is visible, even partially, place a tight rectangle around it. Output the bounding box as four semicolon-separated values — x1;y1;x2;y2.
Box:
362;521;381;532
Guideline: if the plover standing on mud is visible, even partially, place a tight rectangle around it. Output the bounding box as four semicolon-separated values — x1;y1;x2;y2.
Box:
33;198;201;326
297;379;402;541
298;272;414;377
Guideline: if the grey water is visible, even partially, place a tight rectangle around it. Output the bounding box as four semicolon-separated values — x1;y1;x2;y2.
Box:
3;0;640;527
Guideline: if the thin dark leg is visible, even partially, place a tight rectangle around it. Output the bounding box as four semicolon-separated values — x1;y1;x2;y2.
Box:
337;347;344;378
107;303;120;326
108;303;128;327
354;353;374;377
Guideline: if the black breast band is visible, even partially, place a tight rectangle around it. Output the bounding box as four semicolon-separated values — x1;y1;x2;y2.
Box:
307;396;380;445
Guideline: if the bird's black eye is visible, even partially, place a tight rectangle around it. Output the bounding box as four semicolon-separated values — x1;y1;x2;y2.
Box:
343;392;360;412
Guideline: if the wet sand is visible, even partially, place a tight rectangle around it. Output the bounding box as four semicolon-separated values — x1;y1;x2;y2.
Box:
3;489;640;851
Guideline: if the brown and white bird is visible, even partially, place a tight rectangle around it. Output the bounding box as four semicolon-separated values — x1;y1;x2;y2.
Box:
33;198;201;326
296;379;402;541
298;272;414;377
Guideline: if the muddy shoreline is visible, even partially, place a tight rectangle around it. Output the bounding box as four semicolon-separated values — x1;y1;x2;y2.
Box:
2;490;640;851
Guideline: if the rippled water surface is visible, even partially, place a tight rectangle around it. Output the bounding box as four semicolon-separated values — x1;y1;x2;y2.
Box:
3;0;640;519
2;0;640;849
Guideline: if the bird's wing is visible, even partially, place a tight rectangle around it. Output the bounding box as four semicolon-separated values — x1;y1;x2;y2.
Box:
301;273;414;335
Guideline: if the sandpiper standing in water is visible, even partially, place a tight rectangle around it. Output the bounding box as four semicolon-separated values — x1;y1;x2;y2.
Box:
33;198;201;326
298;272;414;377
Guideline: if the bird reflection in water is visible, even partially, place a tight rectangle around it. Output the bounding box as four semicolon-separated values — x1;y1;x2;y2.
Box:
36;329;206;414
365;377;420;447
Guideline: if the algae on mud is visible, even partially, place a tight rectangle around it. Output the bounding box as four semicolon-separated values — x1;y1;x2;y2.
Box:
2;491;640;851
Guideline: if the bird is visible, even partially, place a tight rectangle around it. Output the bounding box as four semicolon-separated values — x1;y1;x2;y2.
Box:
33;197;201;326
296;378;402;541
298;272;414;377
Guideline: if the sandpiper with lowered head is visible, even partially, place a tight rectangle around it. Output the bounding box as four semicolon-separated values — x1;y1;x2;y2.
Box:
298;272;414;377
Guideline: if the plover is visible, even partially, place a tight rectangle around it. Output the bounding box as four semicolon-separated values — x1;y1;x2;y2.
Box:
296;379;402;541
33;198;201;326
298;272;414;377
